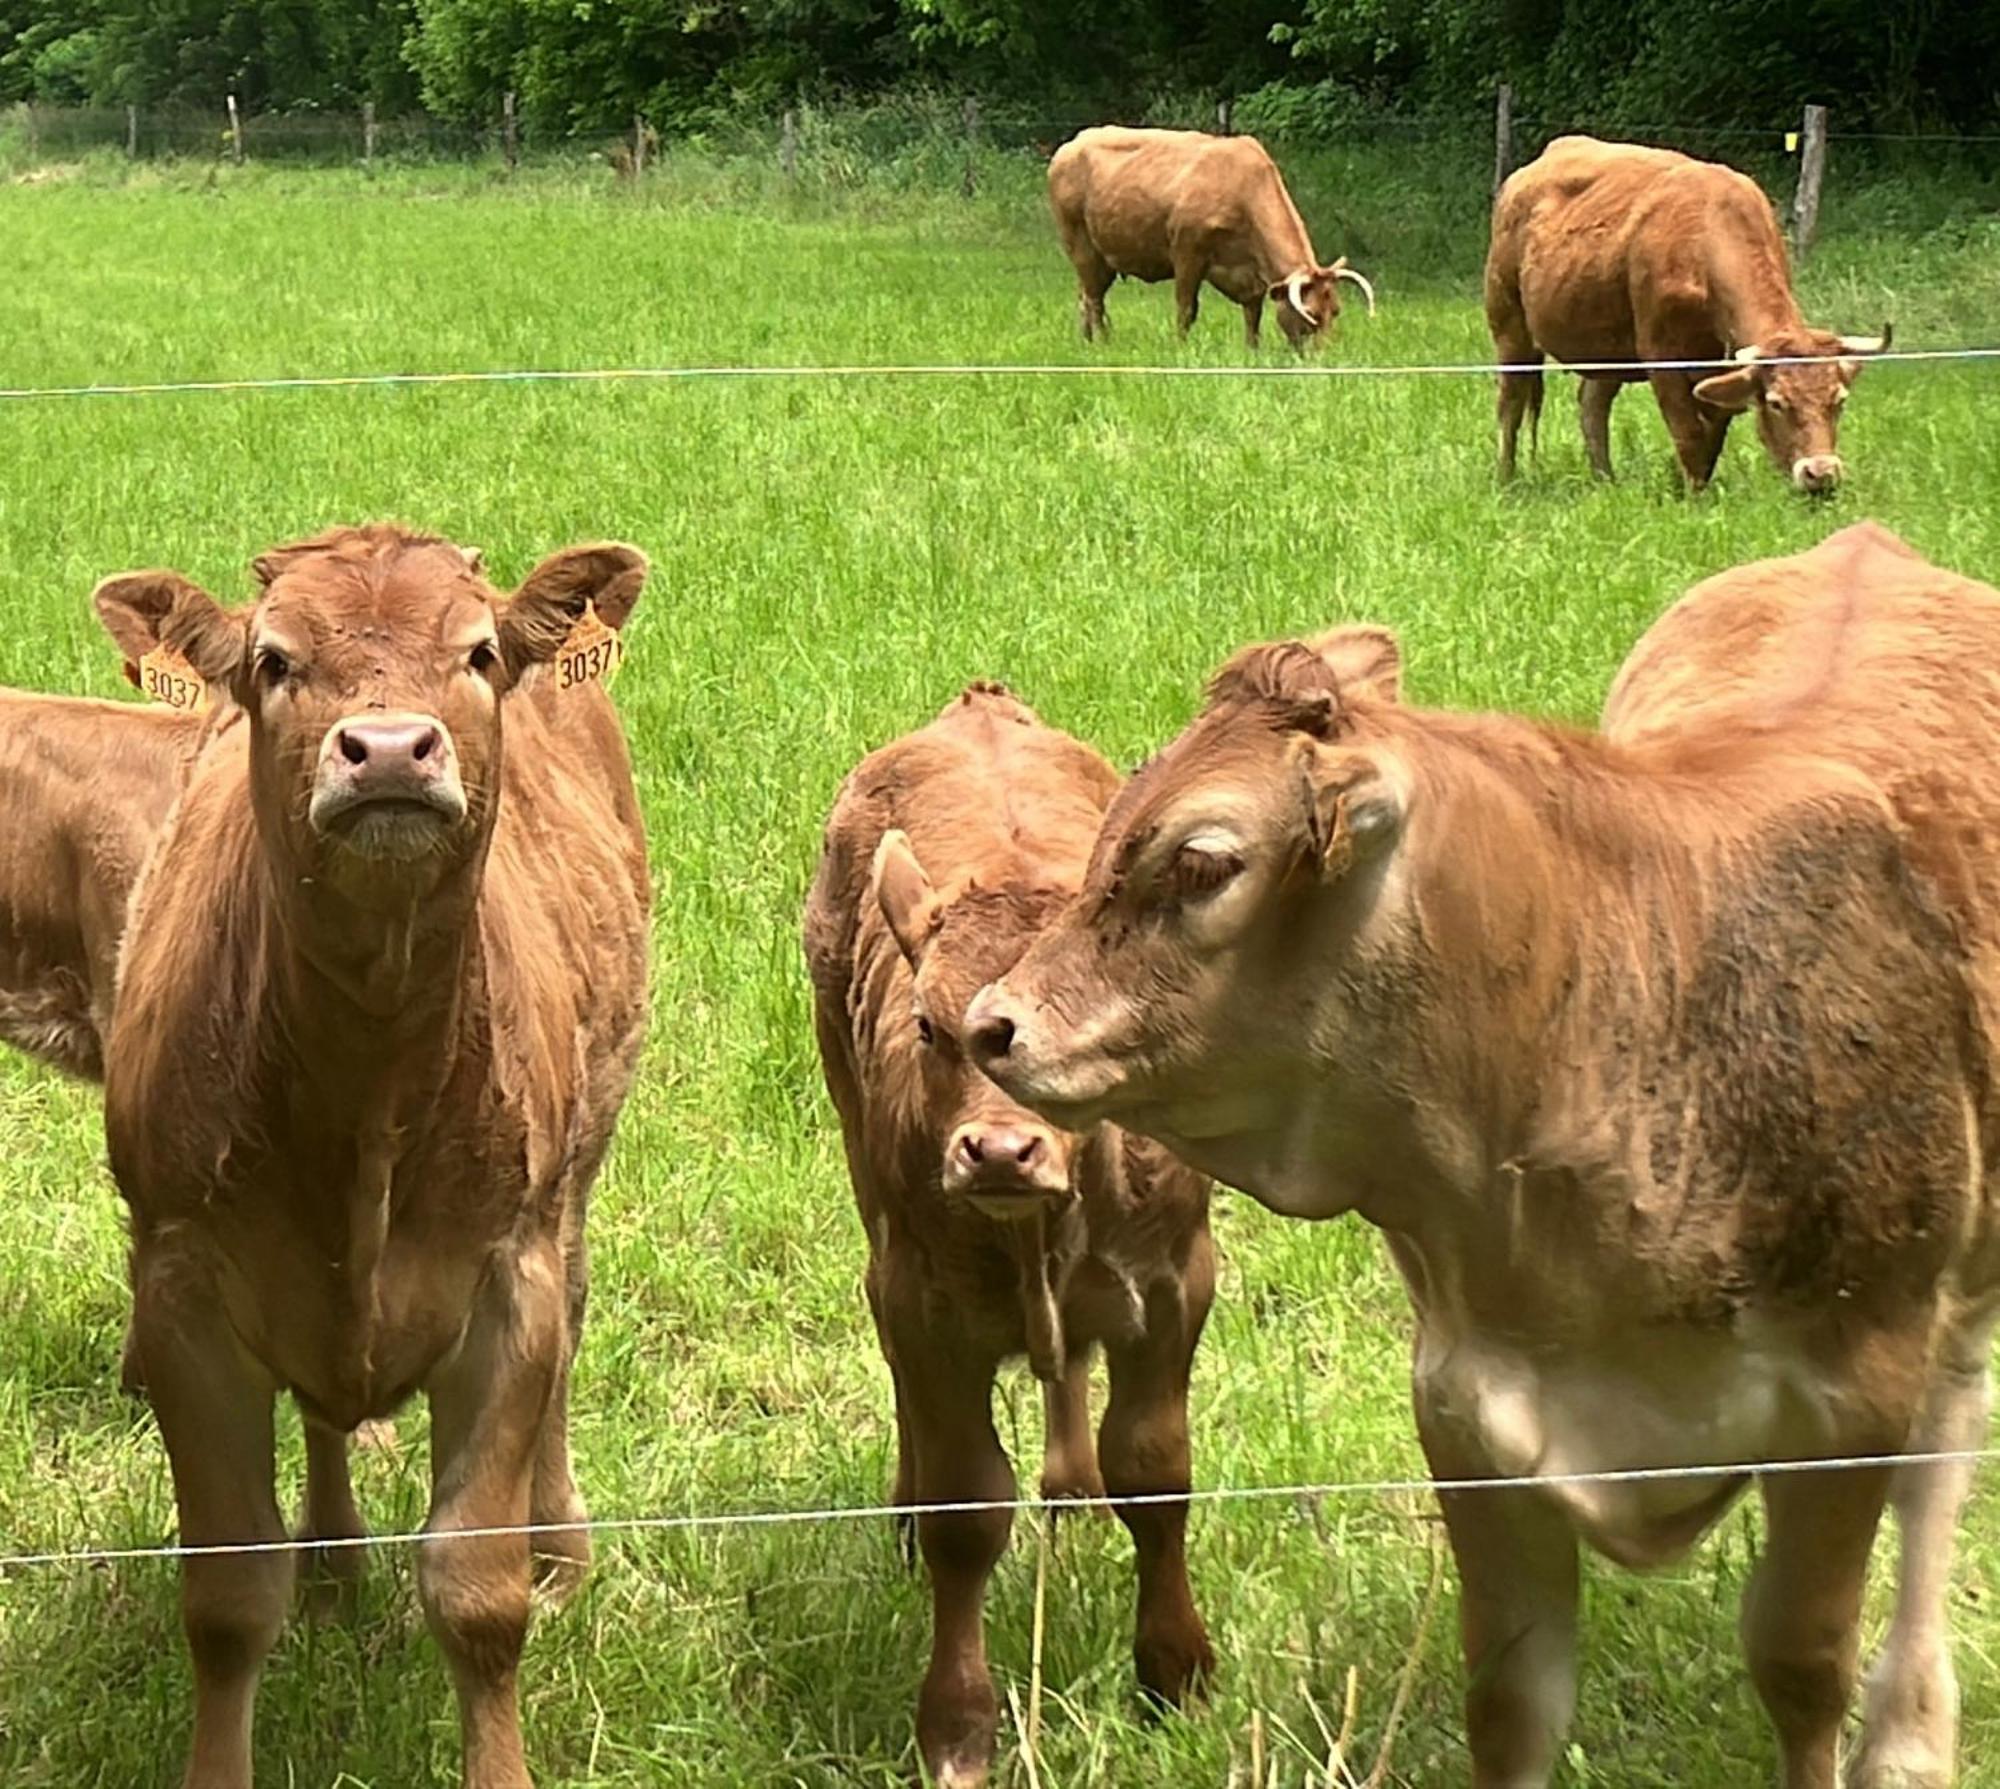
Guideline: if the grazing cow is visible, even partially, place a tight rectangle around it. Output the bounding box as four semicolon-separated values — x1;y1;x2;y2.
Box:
1048;126;1375;347
1486;135;1891;491
95;524;651;1789
968;524;2000;1788
0;691;205;1079
803;682;1215;1788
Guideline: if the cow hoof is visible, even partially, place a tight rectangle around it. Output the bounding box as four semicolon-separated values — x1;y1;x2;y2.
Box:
1135;1626;1215;1712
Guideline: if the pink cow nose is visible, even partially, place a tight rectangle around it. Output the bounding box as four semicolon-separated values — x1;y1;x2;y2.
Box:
956;1125;1046;1172
336;717;445;777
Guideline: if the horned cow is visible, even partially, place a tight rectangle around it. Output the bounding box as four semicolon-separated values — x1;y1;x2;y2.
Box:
1485;135;1890;491
1048;126;1375;348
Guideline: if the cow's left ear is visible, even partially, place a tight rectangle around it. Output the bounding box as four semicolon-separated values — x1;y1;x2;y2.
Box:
1693;367;1761;413
1303;747;1406;879
498;543;648;678
92;570;248;689
870;830;942;965
1311;623;1402;704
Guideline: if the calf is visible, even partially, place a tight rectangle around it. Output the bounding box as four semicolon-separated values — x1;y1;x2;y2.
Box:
95;524;651;1789
1486;135;1890;491
1049;126;1375;347
803;682;1215;1788
970;526;2000;1787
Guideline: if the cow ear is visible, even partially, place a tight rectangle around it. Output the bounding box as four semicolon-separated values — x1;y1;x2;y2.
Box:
1311;623;1402;704
870;830;941;965
498;543;648;677
92;570;247;689
1693;367;1760;414
1303;748;1405;879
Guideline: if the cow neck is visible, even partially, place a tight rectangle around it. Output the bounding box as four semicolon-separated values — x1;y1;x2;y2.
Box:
1706;247;1808;353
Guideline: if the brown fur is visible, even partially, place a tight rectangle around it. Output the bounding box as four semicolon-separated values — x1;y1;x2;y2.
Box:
803;682;1215;1789
100;524;651;1789
1047;126;1372;348
971;536;2000;1787
1485;136;1889;491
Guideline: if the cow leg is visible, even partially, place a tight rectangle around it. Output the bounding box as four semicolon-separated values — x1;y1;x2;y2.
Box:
1078;266;1114;342
421;1249;564;1789
1578;377;1619;479
135;1273;290;1789
1743;1464;1893;1789
1242;295;1264;350
1173;265;1202;338
865;1256;920;1566
1647;371;1725;491
1040;1352;1105;1505
1101;1240;1215;1708
298;1418;366;1613
895;1328;1014;1789
529;1212;591;1604
1417;1395;1577;1789
1488;306;1543;481
1853;1296;1997;1789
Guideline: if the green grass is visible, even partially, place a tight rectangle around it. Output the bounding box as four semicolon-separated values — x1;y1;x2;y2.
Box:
0;143;1997;1787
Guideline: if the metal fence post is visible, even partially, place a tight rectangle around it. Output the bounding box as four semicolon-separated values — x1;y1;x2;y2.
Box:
1216;97;1233;136
781;108;798;181
962;96;980;196
226;92;244;163
1493;83;1513;197
362;100;376;166
502;91;518;171
1791;103;1828;258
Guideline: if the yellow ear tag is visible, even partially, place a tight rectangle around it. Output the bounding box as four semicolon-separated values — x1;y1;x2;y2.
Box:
1785;131;1799;153
137;642;210;712
554;601;623;692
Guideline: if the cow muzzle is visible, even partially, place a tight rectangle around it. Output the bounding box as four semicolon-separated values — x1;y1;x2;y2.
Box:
941;1116;1072;1219
1792;453;1843;496
309;711;468;857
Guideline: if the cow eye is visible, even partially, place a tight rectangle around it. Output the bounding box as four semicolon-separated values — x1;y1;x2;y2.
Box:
1172;844;1244;899
915;1014;936;1046
1765;392;1789;414
255;648;291;689
469;641;500;676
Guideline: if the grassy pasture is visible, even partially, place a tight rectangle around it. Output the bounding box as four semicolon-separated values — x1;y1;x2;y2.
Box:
0;143;1998;1786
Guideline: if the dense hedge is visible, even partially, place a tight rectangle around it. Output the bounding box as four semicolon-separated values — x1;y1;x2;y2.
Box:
1;0;1993;138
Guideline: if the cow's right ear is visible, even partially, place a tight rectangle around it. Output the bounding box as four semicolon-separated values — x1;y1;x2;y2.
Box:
1692;367;1761;413
871;830;941;964
91;571;248;689
498;542;648;678
1312;623;1402;704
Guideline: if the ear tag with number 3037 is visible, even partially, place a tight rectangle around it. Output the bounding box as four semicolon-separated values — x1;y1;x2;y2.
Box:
554;601;623;692
138;643;210;713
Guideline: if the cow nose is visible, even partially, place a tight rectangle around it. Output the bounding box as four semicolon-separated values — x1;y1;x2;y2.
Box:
964;989;1018;1065
956;1125;1043;1170
1794;454;1843;495
336;717;445;776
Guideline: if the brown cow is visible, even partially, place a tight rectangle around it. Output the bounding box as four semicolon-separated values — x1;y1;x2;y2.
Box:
1486;135;1891;491
803;682;1215;1788
0;690;205;1079
1048;126;1376;347
94;524;651;1789
968;525;2000;1788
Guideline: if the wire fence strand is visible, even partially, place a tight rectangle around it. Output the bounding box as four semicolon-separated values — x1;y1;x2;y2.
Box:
3;1444;1994;1574
2;346;1997;405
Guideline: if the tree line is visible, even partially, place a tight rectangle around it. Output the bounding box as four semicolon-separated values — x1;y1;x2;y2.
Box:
1;0;1992;140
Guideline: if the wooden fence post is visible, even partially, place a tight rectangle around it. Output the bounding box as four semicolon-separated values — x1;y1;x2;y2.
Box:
781;108;798;181
362;100;376;166
126;103;138;158
1791;103;1827;259
962;96;980;197
502;91;518;170
1216;97;1233;136
226;92;244;163
24;100;37;162
1493;83;1513;197
633;114;649;177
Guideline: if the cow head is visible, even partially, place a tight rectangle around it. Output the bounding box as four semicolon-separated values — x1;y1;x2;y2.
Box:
1268;258;1377;349
1692;324;1891;495
965;625;1406;1199
870;830;1083;1221
92;525;645;906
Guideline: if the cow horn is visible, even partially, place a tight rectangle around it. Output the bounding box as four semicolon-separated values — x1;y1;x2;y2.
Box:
1837;323;1892;354
1286;271;1318;328
1334;263;1377;317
